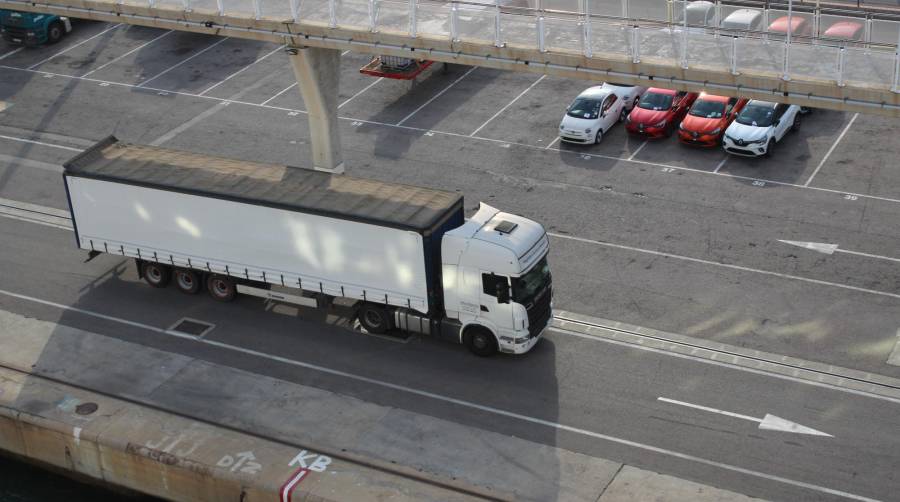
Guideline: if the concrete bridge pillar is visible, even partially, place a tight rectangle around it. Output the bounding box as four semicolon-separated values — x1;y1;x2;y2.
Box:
287;46;344;174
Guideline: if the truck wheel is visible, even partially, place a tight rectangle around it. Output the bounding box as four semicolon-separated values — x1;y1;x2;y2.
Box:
47;22;64;44
464;326;498;357
206;275;236;302
142;262;171;288
174;269;201;294
358;304;390;334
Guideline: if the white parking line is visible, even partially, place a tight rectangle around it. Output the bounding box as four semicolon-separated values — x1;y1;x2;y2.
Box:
469;75;545;137
0;47;23;61
544;137;560;150
137;37;229;87
198;44;284;96
0;134;81;152
713;156;728;173
81;30;173;78
27;24;121;70
803;113;859;188
260;83;297;106
4;63;899;208
0;287;880;502
396;66;477;126
338;77;382;109
626;140;648;161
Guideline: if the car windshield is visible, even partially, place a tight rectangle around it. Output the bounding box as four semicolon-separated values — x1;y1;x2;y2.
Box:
567;97;602;119
511;256;551;306
736;104;776;127
689;100;726;118
638;92;673;111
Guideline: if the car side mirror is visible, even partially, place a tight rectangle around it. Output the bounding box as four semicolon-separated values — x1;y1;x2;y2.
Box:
495;282;510;304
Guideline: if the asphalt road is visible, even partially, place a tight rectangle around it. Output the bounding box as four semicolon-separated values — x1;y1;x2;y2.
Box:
1;21;900;501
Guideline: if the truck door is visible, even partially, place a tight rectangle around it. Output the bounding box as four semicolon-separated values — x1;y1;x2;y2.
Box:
480;273;513;332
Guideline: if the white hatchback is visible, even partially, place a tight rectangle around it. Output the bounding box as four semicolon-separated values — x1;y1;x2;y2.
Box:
558;87;626;145
722;100;802;157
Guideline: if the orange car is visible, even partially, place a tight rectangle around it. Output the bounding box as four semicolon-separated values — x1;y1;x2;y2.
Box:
678;94;748;147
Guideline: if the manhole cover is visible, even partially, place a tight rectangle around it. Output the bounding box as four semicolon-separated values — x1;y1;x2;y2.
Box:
168;318;215;338
75;402;98;415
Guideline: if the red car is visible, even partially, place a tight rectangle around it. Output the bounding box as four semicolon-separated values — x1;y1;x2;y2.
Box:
678;94;748;147
823;21;864;43
625;88;698;138
768;16;813;38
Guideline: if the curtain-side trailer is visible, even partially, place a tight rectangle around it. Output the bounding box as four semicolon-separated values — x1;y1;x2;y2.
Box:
63;137;553;356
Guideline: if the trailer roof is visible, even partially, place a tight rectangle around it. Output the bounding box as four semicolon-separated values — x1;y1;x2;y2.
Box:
63;137;463;233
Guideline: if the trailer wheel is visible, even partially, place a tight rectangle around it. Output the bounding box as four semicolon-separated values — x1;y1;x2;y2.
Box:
464;326;498;357
47;21;64;44
174;269;201;294
142;262;171;288
206;275;236;302
358;304;390;334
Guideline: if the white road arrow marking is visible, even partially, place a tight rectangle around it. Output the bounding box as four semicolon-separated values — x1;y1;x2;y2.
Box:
658;397;833;437
779;240;900;263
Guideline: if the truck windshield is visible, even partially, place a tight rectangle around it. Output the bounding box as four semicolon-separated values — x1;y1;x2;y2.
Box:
511;256;551;306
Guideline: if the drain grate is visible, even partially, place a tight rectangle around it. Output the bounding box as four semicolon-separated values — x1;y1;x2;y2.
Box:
168;318;215;338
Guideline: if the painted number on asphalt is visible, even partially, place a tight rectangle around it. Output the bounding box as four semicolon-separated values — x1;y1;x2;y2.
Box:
661;167;677;173
98;82;110;87
217;451;262;474
843;194;858;201
288;111;300;116
752;180;766;187
351;121;363;127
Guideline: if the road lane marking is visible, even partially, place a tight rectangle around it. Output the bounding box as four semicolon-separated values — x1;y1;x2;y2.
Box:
396;66;477;126
549;232;900;301
3;63;900;207
0;287;882;502
0;153;63;173
657;397;832;436
0;134;82;152
779;239;900;263
469;74;545;137
338;77;383;109
198;44;284;96
0;47;23;61
28;24;122;70
261;83;297;106
137;37;229;87
81;30;173;78
626;140;648;161
804;113;858;187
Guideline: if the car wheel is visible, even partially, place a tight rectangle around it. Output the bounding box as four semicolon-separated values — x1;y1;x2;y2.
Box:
764;138;775;158
464;326;498;357
47;22;64;44
595;129;603;144
791;114;801;132
619;108;627;122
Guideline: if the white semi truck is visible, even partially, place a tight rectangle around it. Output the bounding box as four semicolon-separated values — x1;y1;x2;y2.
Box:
63;137;552;356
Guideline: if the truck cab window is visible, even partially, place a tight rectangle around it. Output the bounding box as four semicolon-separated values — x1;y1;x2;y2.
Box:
482;273;507;296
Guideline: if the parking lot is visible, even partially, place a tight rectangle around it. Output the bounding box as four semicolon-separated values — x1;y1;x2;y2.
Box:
3;19;900;377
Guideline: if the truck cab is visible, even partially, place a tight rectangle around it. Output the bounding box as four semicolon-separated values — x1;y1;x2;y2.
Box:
441;204;552;355
1;10;71;46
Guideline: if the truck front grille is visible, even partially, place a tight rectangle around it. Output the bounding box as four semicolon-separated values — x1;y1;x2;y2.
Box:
526;285;552;338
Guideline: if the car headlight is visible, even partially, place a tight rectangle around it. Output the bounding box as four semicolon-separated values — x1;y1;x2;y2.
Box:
679;123;686;130
625;115;632;123
27;31;35;36
710;127;721;135
653;120;667;128
749;138;767;145
584;128;592;133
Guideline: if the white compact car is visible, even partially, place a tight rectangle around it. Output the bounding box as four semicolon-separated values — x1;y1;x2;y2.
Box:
601;82;646;112
558;86;626;145
722;100;802;157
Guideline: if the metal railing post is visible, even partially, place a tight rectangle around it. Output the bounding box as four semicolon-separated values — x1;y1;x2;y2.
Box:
253;0;262;19
148;0;155;9
893;29;900;92
667;0;673;24
538;15;546;52
409;0;417;37
622;0;628;20
632;25;640;63
216;0;224;15
680;0;688;69
494;0;502;47
763;7;769;42
329;0;337;28
582;0;592;57
290;0;299;21
731;36;739;75
782;0;792;80
450;2;459;42
368;0;377;31
182;0;191;12
837;46;845;87
715;0;721;38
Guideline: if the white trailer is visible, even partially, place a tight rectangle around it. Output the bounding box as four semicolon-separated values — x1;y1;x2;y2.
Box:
64;137;553;356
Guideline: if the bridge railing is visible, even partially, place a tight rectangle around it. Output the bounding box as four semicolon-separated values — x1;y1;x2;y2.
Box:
24;0;900;91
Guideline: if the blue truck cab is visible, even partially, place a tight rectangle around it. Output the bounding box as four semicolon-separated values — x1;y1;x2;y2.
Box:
1;10;72;46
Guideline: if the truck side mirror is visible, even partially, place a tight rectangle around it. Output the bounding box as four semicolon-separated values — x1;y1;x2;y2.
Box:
495;282;510;304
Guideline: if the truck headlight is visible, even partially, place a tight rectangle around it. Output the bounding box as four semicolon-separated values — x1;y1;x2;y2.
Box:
584;128;592;133
514;336;531;344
